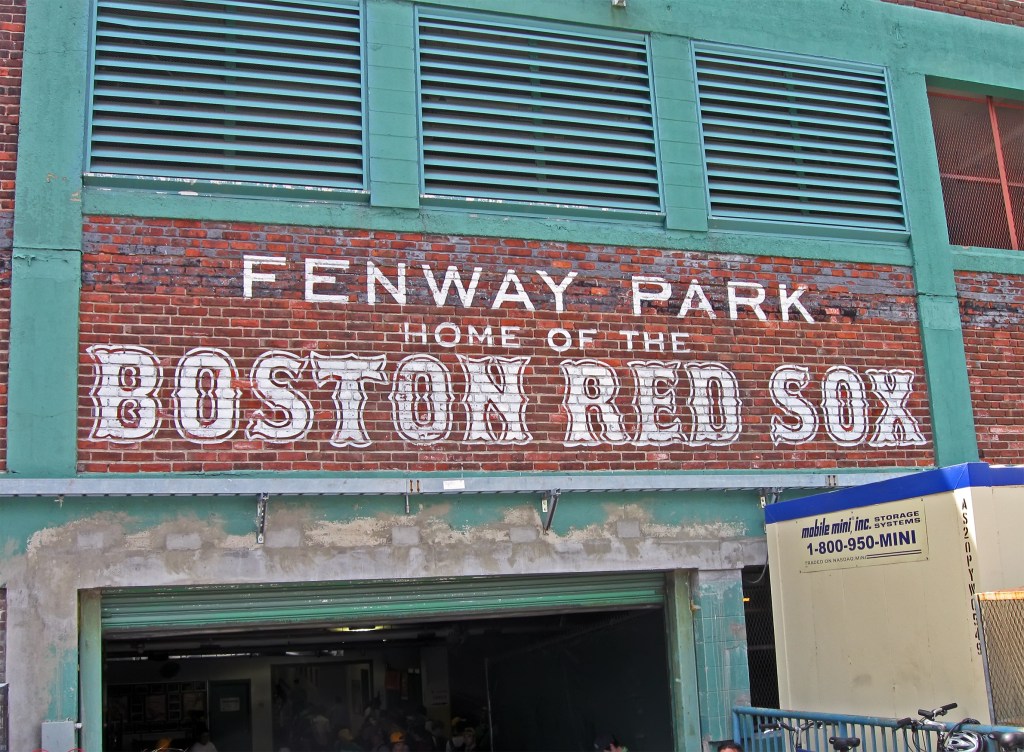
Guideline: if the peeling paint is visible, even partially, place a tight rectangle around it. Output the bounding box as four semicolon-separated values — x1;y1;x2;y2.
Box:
306;517;390;547
643;521;746;539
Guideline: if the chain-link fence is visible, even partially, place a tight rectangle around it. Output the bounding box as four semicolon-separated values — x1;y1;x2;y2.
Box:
977;591;1024;726
0;683;8;752
744;565;780;709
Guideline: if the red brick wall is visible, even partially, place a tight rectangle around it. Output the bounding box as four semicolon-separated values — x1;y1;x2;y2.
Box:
958;271;1024;462
0;0;21;473
79;217;934;473
0;0;22;213
881;0;1024;26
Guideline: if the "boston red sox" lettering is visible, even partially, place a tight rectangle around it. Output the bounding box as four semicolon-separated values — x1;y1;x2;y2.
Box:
87;346;925;449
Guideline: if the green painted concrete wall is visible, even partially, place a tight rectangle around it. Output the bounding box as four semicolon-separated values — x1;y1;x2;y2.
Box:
665;571;704;752
2;489;763;748
0;491;767;558
691;570;751;743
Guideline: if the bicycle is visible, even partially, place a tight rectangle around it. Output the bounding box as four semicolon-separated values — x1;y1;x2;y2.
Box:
988;733;1024;752
761;718;825;752
897;702;985;752
760;718;860;752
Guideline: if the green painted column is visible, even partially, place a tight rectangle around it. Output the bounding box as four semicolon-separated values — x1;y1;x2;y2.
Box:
366;0;420;209
915;294;980;466
11;0;88;253
650;35;708;233
7;251;82;476
665;570;702;752
9;0;88;476
888;70;979;466
691;569;750;746
79;591;103;752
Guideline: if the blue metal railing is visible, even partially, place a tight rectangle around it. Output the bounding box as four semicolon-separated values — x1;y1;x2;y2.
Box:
733;706;1024;752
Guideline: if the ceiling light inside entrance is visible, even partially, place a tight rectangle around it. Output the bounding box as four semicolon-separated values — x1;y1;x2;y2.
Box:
329;625;388;633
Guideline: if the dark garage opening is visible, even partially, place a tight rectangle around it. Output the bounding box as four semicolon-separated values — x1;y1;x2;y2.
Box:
101;607;673;752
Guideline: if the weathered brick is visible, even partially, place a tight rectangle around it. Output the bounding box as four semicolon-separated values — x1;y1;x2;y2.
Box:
0;0;21;212
75;218;936;473
957;271;1024;463
881;0;1024;25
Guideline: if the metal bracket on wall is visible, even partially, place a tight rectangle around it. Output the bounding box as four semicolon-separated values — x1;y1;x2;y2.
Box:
758;488;783;508
256;492;269;544
542;489;561;532
405;478;421;515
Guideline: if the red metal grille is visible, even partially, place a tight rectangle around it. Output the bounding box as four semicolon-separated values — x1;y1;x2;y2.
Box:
1013;186;1024;252
929;91;1022;250
939;176;1012;249
997;102;1024;183
996;101;1024;246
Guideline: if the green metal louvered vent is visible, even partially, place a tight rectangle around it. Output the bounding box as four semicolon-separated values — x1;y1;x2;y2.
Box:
693;43;907;233
89;0;364;190
418;13;661;213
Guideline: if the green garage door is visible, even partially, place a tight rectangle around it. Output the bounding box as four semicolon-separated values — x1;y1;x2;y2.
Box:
100;572;667;634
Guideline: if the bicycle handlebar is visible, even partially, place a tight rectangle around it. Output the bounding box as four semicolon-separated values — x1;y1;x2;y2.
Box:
900;704;987;752
760;720;824;734
759;721;857;752
898;703;979;734
916;703;959;721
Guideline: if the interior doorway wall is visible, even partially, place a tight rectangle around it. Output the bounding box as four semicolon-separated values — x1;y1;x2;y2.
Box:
209;680;252;752
486;610;672;752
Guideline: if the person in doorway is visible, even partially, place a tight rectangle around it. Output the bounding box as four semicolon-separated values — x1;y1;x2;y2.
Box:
327;695;349;735
391;730;411;752
424;720;447;752
189;729;218;752
365;725;390;752
594;732;628;752
718;743;744;752
309;705;333;750
446;726;476;752
334;727;361;752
